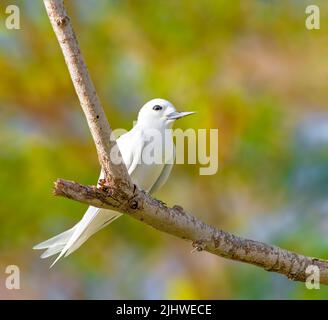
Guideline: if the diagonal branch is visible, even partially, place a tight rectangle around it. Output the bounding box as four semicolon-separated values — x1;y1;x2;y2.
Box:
43;0;132;188
44;0;328;285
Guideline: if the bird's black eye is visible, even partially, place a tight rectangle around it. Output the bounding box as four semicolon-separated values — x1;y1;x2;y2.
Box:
153;105;163;111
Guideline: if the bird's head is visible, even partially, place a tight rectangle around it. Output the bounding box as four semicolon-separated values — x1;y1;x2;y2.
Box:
137;98;195;129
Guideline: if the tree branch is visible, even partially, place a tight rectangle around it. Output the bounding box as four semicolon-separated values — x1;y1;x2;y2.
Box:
44;0;328;285
54;178;328;285
43;0;132;188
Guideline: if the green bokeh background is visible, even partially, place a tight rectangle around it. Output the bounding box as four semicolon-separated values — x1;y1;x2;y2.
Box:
1;0;328;299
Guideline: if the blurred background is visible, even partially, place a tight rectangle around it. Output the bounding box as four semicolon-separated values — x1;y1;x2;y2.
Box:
1;0;328;299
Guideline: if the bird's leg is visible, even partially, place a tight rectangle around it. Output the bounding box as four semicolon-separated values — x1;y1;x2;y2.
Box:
98;178;114;194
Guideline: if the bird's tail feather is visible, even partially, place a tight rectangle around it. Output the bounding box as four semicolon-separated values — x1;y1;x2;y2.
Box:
33;226;76;251
40;243;66;259
33;207;121;267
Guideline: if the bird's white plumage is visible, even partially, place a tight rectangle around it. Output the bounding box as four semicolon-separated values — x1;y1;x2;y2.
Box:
34;98;193;267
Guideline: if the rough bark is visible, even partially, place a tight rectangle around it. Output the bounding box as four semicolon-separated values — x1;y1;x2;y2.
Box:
54;178;328;285
44;0;328;286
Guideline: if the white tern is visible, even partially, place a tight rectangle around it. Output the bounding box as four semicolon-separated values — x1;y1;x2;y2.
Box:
34;98;194;267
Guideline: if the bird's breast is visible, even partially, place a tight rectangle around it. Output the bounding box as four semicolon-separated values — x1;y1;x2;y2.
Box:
131;137;174;192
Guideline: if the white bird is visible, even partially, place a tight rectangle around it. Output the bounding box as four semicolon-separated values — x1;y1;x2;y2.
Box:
34;98;194;267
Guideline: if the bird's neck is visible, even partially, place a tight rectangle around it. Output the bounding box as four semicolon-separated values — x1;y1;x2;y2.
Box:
136;119;173;131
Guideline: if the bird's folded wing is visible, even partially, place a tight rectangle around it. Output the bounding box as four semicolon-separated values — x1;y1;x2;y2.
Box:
149;146;175;195
98;128;144;182
125;129;145;175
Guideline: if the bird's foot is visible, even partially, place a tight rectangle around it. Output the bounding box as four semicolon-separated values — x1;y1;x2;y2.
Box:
98;178;112;193
191;240;205;253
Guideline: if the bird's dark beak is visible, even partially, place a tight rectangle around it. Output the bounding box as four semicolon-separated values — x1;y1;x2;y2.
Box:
167;111;195;120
